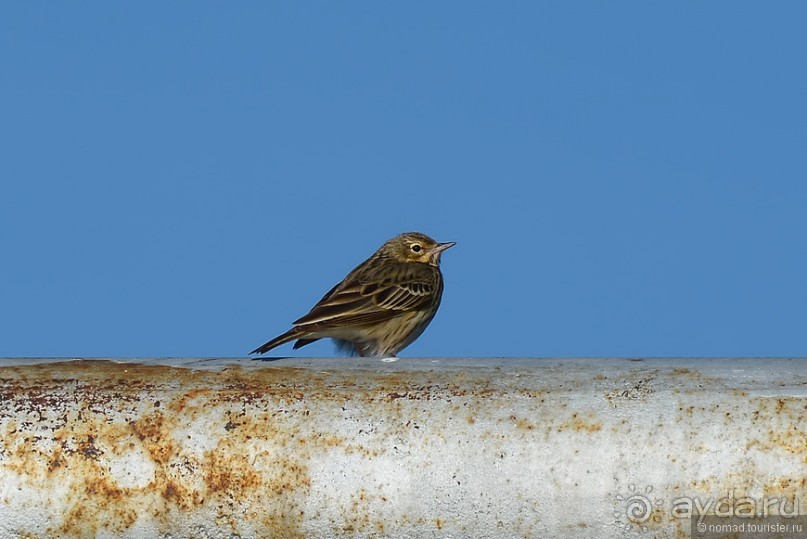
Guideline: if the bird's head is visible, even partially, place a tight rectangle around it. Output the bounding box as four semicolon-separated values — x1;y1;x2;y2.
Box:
380;232;455;266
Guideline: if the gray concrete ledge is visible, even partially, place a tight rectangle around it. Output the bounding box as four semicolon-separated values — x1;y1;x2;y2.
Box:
1;357;805;538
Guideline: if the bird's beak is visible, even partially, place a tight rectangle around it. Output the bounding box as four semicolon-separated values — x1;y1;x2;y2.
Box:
430;241;456;255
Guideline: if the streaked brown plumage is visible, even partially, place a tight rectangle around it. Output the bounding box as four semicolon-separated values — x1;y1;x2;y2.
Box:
250;232;455;357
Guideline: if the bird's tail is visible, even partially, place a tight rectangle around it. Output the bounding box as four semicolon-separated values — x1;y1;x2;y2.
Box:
250;327;310;355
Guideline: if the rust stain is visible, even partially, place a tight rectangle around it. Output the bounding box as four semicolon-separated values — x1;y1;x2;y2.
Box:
556;412;602;434
0;361;331;538
744;397;807;460
671;368;692;375
0;360;555;537
512;415;535;431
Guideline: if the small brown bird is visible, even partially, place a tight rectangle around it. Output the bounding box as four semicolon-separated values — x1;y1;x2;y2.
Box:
250;232;455;357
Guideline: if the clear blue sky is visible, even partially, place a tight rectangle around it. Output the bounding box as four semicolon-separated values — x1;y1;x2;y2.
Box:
2;3;805;358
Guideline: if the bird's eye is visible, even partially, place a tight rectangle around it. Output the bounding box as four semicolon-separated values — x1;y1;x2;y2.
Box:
410;244;423;253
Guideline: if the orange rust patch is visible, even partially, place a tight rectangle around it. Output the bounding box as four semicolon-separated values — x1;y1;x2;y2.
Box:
743;397;807;461
129;413;175;465
204;447;262;494
557;413;602;433
512;415;535;431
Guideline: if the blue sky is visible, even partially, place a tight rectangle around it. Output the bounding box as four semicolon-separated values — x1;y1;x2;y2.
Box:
2;3;805;358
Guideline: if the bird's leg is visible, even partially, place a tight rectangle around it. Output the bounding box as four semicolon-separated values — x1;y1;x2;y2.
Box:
355;343;364;357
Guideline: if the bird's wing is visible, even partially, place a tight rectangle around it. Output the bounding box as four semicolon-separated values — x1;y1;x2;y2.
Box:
293;262;438;328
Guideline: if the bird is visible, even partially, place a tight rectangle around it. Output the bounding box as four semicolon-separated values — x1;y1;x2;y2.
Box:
250;232;455;357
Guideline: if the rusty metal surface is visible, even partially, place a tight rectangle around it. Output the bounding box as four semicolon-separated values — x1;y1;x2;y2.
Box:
0;357;806;538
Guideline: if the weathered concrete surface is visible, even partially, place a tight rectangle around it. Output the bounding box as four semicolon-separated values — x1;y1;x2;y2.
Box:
0;357;805;538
